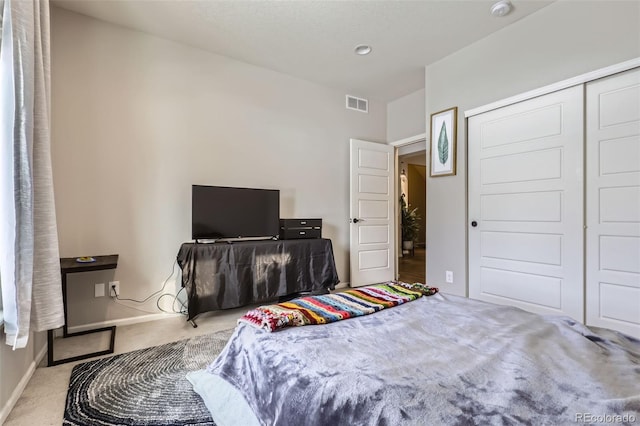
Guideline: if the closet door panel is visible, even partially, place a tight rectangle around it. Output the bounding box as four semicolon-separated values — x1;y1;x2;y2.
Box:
586;68;640;339
469;86;584;321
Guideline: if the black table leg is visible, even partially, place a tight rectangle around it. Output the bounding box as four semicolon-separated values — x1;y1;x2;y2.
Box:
48;270;117;366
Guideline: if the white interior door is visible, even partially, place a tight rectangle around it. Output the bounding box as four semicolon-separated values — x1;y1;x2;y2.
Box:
468;85;584;321
350;139;395;287
586;68;640;338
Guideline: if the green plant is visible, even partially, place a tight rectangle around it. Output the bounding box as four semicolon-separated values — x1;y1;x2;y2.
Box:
400;195;421;242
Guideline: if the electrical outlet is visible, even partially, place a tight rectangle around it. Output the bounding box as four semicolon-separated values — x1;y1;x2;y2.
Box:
94;283;105;298
109;281;120;297
445;271;453;284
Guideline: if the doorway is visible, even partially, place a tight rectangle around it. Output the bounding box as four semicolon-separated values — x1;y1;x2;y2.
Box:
398;150;426;284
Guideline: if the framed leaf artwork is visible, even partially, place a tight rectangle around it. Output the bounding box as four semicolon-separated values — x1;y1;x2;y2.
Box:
429;107;457;177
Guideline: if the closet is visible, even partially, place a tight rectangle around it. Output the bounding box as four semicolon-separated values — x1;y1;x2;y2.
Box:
468;65;640;339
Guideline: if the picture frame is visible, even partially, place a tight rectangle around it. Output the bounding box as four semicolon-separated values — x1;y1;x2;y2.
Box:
429;106;457;177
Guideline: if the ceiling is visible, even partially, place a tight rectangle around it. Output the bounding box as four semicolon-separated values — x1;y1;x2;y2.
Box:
52;0;554;102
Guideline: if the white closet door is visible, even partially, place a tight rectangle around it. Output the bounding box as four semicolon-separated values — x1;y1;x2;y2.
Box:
469;85;584;321
586;68;640;338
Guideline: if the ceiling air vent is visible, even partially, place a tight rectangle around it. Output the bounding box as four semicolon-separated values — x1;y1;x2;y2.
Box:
346;95;368;113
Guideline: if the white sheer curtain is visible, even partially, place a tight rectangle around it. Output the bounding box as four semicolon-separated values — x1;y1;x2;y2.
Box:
0;0;64;349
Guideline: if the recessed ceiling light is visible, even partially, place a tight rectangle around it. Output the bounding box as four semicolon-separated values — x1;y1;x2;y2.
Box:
354;45;372;56
490;0;513;17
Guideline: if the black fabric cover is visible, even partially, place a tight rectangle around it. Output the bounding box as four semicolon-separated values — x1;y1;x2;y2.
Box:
176;239;339;321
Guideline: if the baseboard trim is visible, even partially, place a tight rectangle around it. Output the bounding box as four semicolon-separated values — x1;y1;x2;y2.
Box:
66;312;181;334
35;342;48;368
334;282;349;289
0;341;48;424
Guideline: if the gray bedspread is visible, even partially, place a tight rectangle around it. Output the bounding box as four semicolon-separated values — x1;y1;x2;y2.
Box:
197;293;640;425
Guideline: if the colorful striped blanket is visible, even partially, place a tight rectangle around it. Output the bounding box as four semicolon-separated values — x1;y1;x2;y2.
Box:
238;281;438;332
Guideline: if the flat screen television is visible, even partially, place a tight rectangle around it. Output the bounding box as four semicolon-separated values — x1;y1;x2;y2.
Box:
192;185;280;240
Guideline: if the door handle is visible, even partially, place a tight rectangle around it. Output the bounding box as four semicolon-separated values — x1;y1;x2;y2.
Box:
351;218;363;223
471;221;478;227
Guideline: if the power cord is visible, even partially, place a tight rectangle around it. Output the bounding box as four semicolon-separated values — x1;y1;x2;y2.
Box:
112;262;187;315
156;287;188;315
113;299;161;315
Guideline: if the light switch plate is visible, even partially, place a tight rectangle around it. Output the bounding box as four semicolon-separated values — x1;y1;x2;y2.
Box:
94;283;105;298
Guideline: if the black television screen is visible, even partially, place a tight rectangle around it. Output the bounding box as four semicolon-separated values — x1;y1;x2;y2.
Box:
192;185;280;240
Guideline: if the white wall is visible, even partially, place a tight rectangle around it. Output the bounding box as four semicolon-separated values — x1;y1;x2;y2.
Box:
0;331;46;423
50;8;386;326
387;88;425;142
425;0;640;296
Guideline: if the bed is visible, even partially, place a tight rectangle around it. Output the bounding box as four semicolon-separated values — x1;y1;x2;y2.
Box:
188;290;640;425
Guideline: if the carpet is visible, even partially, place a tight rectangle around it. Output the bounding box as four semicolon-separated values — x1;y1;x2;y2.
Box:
63;328;235;426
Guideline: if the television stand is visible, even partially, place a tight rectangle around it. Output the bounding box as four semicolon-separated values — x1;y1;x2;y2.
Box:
176;238;339;322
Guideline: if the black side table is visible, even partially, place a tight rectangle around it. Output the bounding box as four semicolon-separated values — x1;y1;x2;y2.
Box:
47;254;119;366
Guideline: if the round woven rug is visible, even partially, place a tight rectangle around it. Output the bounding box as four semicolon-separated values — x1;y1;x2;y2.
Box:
63;328;235;426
